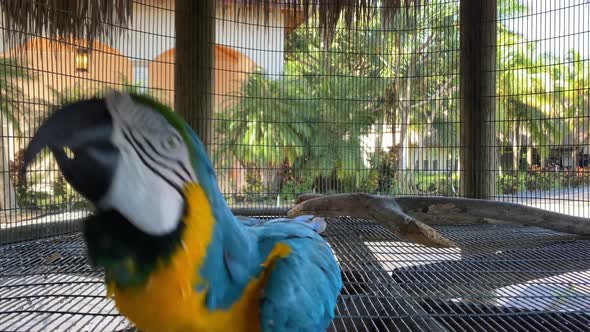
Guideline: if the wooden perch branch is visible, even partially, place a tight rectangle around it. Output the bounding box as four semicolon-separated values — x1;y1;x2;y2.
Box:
295;193;325;204
289;194;590;245
395;196;590;235
288;193;458;248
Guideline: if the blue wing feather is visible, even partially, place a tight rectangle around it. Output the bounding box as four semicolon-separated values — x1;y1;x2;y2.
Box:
236;215;342;332
237;215;327;233
259;236;342;332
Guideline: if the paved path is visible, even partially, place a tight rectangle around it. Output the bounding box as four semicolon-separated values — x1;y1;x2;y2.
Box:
498;185;590;218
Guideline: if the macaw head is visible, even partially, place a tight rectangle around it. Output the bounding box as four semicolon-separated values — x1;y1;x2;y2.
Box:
21;91;215;286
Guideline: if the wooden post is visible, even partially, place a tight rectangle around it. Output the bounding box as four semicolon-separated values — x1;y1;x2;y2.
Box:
460;0;497;198
175;0;215;152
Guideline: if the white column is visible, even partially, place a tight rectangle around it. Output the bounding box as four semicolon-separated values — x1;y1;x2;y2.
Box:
133;60;149;92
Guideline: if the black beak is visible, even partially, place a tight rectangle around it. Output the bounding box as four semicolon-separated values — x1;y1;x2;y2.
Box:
21;98;119;203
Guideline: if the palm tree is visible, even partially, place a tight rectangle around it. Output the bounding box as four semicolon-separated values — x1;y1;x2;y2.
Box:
216;65;382;195
365;0;461;192
556;50;590;169
214;71;319;194
218;0;463;196
0;58;29;211
216;13;393;196
496;26;560;172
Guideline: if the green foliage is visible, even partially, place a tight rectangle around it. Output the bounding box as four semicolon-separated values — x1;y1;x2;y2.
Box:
12;172;51;209
495;5;589;176
9;148;90;211
241;171;265;203
496;25;563;168
216;45;383;190
278;161;314;202
495;166;590;196
218;0;590;200
428;177;459;196
361;147;400;193
218;3;462;193
562;167;590;189
52;174;80;207
524;166;553;192
0;58;30;130
414;172;459;196
52;175;68;202
6;0;587;207
215;71;317;170
497;173;524;195
9;149;39;208
357;169;380;193
280;176;314;203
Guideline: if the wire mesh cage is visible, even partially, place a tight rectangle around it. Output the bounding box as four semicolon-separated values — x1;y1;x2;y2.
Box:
1;0;590;331
1;219;590;331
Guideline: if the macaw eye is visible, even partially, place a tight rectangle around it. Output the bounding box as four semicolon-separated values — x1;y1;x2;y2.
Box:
162;135;181;150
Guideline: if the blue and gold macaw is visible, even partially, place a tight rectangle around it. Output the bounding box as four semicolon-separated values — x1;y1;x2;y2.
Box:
21;91;342;332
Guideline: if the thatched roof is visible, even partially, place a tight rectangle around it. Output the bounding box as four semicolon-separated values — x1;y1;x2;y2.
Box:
1;0;133;46
1;0;425;46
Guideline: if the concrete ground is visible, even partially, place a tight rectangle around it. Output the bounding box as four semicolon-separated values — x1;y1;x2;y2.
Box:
498;185;590;218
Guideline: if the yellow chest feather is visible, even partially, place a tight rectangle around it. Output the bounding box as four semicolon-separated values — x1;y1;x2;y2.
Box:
106;183;290;332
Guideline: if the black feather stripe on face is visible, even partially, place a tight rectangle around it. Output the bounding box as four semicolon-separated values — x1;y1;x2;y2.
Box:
119;127;185;197
133;130;193;183
83;205;187;288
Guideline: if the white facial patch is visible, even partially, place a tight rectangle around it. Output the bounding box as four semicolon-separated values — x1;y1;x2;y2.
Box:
101;91;197;236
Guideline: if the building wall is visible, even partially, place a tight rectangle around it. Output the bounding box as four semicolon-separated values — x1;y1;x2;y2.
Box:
106;1;286;78
148;45;257;108
1;1;289;79
409;147;458;172
361;124;459;172
215;6;285;78
1;38;133;141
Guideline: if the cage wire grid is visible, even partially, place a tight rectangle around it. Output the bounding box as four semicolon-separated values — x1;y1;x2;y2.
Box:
1;217;590;331
0;0;590;331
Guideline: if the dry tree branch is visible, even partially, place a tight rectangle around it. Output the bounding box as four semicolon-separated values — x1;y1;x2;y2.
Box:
289;193;590;248
395;196;590;235
289;193;457;248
